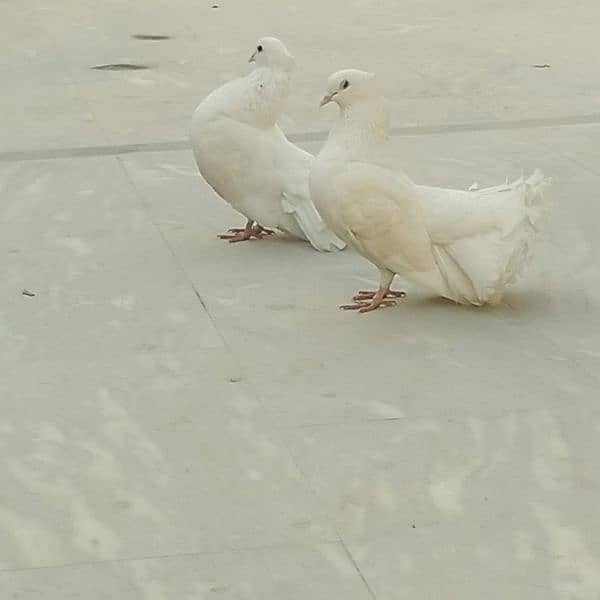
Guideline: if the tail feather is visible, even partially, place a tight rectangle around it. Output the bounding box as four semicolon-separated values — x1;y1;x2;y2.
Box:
275;132;346;252
281;192;346;252
431;170;550;305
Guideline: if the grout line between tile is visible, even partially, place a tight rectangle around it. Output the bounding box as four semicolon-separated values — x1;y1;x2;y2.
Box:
339;538;378;600
3;113;600;163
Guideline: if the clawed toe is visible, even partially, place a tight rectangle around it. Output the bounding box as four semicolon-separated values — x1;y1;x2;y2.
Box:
250;225;275;237
340;301;370;311
342;285;406;313
354;289;406;301
218;232;252;242
340;299;397;312
217;222;275;243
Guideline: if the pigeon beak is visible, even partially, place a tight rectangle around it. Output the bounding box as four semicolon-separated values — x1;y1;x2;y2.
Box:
248;51;257;63
320;92;337;107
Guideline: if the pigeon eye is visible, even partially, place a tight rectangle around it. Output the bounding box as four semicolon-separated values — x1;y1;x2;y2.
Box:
341;79;349;90
257;45;263;52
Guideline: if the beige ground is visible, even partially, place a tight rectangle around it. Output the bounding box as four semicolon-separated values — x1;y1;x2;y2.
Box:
2;1;600;598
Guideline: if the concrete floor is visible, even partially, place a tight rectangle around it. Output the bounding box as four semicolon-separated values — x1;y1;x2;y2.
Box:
2;1;600;598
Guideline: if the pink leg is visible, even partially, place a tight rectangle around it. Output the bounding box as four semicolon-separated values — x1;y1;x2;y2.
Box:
352;290;406;301
340;271;405;313
249;224;275;239
218;220;274;243
218;219;254;242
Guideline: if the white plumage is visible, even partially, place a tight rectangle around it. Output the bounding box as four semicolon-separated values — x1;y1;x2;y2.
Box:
310;69;550;312
191;37;345;251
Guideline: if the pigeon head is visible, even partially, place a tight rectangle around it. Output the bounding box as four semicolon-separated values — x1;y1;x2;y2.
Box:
248;37;294;71
320;69;377;108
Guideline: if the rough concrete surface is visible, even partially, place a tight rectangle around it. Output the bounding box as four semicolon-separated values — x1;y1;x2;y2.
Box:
2;1;600;598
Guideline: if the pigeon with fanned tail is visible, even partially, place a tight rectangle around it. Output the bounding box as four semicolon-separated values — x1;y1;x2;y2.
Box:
310;69;550;312
191;37;345;252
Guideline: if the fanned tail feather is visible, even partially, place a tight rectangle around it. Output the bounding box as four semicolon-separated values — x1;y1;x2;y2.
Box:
432;170;550;305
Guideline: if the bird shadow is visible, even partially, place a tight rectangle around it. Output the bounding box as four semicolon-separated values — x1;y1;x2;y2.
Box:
403;287;559;319
501;288;561;317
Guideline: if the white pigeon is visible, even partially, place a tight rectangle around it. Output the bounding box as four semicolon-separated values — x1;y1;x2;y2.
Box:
190;37;345;251
310;69;550;312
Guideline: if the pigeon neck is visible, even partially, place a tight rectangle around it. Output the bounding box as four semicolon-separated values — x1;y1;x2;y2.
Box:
340;97;390;133
325;98;391;161
248;67;292;126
